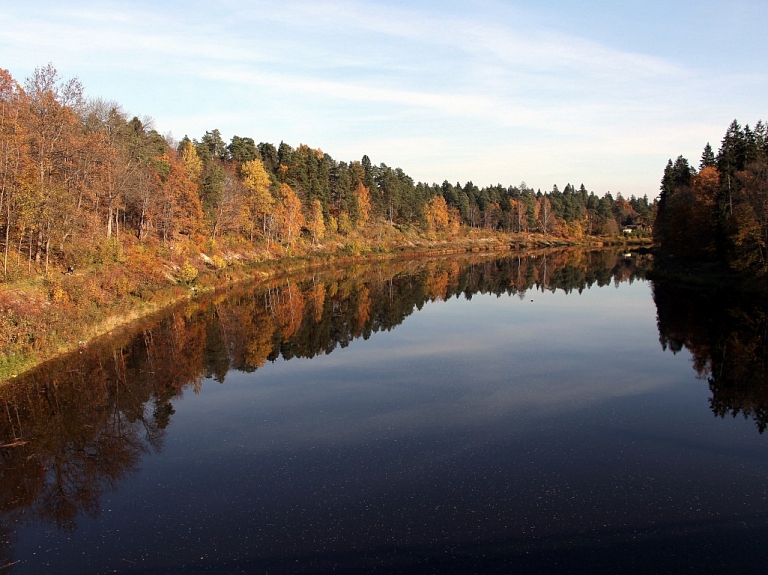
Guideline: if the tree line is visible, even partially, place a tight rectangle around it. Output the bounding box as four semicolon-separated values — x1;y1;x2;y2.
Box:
655;119;768;275
1;65;655;279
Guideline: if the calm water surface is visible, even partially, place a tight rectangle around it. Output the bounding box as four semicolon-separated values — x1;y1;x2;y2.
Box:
2;251;767;574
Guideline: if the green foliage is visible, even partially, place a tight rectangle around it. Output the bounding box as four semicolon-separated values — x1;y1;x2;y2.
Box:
338;212;353;235
700;143;716;170
228;135;258;164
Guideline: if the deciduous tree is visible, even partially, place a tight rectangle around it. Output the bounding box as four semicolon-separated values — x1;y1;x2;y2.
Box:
240;158;273;241
425;195;449;233
308;199;325;245
275;183;304;249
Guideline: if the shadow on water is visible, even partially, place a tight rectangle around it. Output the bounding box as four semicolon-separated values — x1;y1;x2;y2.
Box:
652;277;768;433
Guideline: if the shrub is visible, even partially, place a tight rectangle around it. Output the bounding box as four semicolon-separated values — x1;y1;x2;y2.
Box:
178;261;198;284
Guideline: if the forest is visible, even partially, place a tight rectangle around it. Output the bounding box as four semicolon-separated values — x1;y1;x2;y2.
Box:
0;64;656;377
654;119;768;276
1;64;654;281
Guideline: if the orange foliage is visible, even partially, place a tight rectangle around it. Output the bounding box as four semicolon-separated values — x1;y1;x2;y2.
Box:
272;282;305;340
425;270;449;301
165;154;204;239
355;285;371;331
353;182;371;228
425;195;450;233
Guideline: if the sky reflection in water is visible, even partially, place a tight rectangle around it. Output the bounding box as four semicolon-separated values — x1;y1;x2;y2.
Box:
6;253;768;574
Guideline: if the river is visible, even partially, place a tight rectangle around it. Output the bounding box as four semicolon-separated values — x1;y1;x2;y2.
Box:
1;249;767;574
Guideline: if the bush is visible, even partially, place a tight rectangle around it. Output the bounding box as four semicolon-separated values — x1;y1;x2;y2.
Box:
178;261;198;284
211;255;227;270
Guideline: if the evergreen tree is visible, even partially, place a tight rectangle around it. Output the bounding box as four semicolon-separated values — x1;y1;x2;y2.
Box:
700;143;716;170
199;129;228;161
258;142;279;174
228;135;258;165
655;156;695;248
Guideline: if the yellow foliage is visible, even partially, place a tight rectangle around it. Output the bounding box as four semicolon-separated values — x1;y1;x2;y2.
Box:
309;199;325;244
327;214;338;234
179;261;198;284
50;283;68;304
353;182;371;228
180;140;202;182
275;183;304;248
125;249;166;285
273;282;305;340
425;195;450;233
338;212;353;235
211;255;227;270
425;271;449;301
566;220;584;239
355;285;371;331
241;158;274;240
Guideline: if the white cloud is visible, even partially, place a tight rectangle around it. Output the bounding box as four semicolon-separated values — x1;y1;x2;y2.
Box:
2;0;766;197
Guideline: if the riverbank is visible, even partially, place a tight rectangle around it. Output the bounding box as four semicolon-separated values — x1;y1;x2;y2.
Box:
0;229;650;383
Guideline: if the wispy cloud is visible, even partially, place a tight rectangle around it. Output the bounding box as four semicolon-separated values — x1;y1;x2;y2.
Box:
2;0;766;195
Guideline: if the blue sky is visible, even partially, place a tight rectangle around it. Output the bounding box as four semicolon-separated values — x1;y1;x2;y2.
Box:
2;0;766;198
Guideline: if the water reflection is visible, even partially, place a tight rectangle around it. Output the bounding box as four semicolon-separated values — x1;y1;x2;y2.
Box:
653;279;768;433
0;250;648;564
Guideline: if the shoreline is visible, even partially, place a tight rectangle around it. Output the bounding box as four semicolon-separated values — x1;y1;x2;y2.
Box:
0;234;650;384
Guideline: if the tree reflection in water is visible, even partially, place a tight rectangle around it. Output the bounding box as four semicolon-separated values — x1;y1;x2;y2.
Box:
0;249;646;564
653;279;768;433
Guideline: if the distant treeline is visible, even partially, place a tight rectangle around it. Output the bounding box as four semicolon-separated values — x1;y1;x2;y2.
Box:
1;65;654;278
655;119;768;276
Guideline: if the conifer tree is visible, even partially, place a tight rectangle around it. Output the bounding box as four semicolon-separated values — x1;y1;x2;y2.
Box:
700;143;716;170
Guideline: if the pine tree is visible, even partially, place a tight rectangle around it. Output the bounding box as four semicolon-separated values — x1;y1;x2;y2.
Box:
700;143;716;170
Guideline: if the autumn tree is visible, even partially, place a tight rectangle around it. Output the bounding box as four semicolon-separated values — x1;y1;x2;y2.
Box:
352;181;371;229
0;69;33;276
730;159;768;271
83;104;132;238
425;195;450;233
179;138;202;183
271;281;305;340
308;198;325;245
656;119;768;274
240;158;273;241
24;64;89;272
508;198;530;233
536;195;555;235
211;164;249;239
689;166;720;257
275;183;304;249
308;279;325;323
483;202;502;230
157;152;204;242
